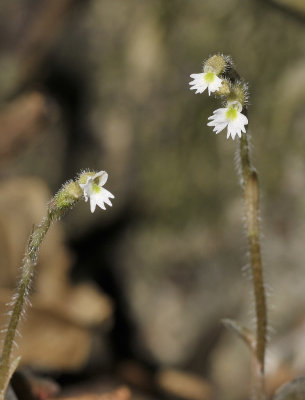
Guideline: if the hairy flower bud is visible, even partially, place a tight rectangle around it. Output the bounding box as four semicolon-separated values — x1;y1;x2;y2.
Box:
216;78;231;96
204;55;227;75
48;181;83;220
227;82;248;108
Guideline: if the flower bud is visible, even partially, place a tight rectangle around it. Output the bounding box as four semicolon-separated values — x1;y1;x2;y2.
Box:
77;171;95;186
228;82;248;108
48;181;83;220
204;55;227;75
215;78;230;96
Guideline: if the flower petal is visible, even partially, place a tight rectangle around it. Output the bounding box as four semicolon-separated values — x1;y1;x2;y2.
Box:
89;196;98;213
207;76;223;95
92;171;108;186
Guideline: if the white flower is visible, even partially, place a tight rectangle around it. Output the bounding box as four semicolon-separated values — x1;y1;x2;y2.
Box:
207;101;248;140
189;66;223;95
79;171;114;213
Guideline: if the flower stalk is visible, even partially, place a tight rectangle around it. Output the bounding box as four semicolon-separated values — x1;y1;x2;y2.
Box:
240;136;266;400
238;113;267;375
189;54;267;399
0;217;51;399
0;170;114;399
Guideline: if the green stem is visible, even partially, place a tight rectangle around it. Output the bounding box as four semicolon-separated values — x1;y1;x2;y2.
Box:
0;217;51;398
239;133;267;399
0;175;86;399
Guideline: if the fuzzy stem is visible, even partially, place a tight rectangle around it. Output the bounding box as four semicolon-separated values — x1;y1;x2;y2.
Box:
239;133;267;399
0;216;51;399
0;174;94;399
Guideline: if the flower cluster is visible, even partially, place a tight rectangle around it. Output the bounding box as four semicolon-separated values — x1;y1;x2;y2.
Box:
189;55;248;140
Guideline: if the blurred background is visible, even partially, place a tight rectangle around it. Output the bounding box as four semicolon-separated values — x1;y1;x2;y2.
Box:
0;1;305;399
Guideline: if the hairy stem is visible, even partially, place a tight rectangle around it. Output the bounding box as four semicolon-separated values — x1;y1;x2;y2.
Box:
0;174;89;399
239;133;267;398
0;216;51;399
